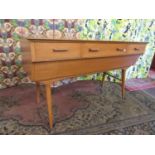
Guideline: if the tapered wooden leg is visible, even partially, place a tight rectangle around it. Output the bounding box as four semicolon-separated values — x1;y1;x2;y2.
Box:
36;82;40;104
44;81;53;129
121;69;126;99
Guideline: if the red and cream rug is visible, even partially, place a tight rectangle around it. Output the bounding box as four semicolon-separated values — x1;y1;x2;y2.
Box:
0;81;155;134
125;69;155;91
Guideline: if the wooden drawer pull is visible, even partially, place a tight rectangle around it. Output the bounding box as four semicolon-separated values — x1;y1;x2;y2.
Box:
53;49;68;52
89;48;100;52
116;48;127;52
134;48;140;51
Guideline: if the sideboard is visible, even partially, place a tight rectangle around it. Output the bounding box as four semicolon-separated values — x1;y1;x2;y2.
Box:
21;38;147;128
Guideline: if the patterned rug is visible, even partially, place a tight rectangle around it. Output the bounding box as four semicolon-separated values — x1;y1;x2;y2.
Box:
125;78;155;91
148;69;155;79
142;87;155;100
0;81;155;135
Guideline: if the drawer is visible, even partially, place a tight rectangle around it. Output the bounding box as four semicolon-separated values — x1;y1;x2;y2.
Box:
81;43;146;58
81;43;105;58
126;44;146;54
33;42;81;62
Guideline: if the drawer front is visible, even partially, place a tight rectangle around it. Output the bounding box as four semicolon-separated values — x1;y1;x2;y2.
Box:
33;55;140;81
33;42;81;62
81;43;105;58
81;43;146;58
127;44;146;54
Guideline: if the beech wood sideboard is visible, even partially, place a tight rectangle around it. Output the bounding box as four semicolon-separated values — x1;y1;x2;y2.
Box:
21;38;147;128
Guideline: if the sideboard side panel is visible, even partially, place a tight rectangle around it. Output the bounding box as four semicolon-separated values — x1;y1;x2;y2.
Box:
20;39;33;78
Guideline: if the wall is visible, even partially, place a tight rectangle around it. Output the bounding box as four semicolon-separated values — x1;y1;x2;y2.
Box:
0;19;155;89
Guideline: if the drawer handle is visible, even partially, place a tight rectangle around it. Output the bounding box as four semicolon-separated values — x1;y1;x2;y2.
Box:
89;48;100;52
116;48;127;52
53;49;68;52
134;48;140;51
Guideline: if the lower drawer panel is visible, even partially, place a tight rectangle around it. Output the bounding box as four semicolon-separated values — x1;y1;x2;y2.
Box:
32;55;141;81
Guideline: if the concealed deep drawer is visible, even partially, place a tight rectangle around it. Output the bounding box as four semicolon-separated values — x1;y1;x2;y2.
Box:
81;43;146;58
33;42;81;62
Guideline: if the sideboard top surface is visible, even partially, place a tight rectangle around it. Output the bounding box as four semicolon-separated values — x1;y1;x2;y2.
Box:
26;38;148;44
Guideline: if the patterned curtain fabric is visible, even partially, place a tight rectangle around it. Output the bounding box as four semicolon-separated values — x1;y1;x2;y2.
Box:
0;19;155;89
